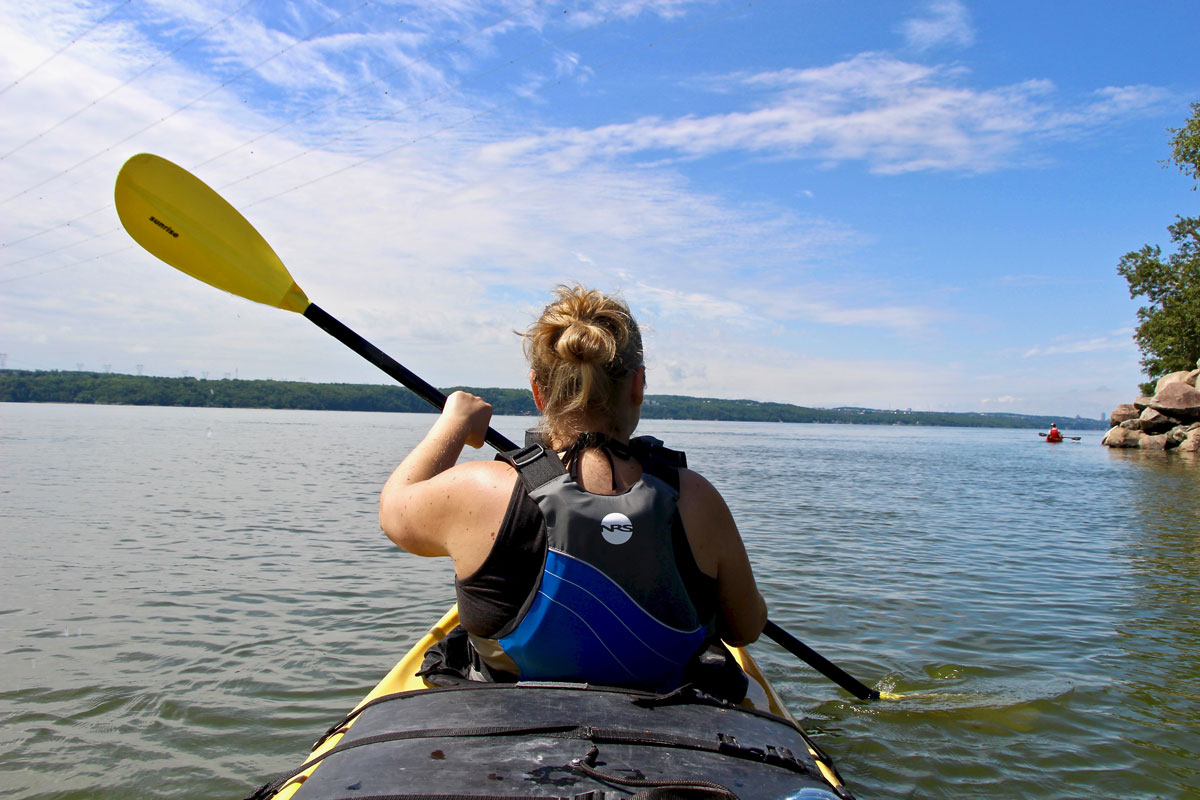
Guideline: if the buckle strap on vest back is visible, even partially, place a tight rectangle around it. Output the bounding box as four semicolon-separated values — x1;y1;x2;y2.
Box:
500;433;687;493
497;443;567;492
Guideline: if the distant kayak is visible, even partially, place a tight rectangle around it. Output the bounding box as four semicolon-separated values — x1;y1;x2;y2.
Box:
1046;433;1063;443
248;606;854;800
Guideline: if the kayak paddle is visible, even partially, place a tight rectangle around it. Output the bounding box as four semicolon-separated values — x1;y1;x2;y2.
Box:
762;621;889;700
1039;432;1082;441
113;152;888;701
113;152;518;452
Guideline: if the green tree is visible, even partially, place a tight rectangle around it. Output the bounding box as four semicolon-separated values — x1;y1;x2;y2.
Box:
1117;103;1200;391
1169;101;1200;188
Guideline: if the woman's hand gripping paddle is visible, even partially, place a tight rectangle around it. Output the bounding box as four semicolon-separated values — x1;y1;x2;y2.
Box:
114;152;891;700
113;152;518;452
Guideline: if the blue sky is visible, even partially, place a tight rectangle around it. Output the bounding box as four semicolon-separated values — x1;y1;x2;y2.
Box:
1;0;1197;419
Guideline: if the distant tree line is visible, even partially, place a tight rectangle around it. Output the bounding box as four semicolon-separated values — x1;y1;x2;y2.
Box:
0;369;1109;430
0;369;440;413
637;395;1109;429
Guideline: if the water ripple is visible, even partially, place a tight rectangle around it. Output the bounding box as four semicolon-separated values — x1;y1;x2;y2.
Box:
2;407;1199;799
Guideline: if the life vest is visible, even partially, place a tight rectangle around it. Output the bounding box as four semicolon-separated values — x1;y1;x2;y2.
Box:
485;436;711;691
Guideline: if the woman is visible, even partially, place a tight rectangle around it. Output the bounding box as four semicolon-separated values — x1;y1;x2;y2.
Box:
379;285;766;691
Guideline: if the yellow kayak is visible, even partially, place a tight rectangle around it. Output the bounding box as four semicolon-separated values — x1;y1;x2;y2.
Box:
248;606;853;800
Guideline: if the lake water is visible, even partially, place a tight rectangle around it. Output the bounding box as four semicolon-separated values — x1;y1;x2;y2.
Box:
1;402;1197;799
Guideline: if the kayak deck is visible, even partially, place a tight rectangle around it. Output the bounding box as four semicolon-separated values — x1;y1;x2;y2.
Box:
252;607;852;800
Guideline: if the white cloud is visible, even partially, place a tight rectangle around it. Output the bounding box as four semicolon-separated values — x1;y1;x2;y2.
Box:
633;283;750;322
1023;335;1133;357
480;53;1172;176
900;0;975;52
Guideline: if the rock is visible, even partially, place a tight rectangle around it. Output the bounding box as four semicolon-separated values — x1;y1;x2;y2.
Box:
1110;403;1140;427
1149;382;1200;420
1154;370;1194;394
1139;433;1172;450
1102;426;1143;448
1138;407;1180;434
1104;372;1200;450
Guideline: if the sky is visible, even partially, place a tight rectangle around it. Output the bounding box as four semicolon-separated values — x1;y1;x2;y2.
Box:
1;0;1197;419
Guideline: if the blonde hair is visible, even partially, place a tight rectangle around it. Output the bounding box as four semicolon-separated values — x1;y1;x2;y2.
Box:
523;285;643;446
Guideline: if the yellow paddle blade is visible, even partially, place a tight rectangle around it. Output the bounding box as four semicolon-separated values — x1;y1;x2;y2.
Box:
114;153;309;313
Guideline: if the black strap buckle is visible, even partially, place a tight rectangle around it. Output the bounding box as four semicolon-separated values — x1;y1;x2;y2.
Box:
511;443;547;468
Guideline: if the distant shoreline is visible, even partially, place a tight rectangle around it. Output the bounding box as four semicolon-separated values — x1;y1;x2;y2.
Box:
0;369;1110;430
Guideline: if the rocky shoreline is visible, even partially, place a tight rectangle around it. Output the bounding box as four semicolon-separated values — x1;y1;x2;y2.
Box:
1103;359;1200;451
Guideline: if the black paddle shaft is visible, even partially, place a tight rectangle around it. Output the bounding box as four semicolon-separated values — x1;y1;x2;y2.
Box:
763;620;880;700
303;303;519;453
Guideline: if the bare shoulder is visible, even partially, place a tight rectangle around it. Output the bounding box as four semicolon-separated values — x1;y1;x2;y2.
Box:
678;468;728;512
448;458;518;494
437;459;518;577
383;459;515;539
422;461;518;528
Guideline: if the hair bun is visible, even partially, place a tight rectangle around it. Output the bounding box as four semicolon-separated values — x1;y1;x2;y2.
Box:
523;284;644;444
555;320;617;366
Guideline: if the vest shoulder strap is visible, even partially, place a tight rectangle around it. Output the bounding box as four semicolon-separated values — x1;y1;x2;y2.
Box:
499;434;687;492
496;443;566;492
630;435;687;490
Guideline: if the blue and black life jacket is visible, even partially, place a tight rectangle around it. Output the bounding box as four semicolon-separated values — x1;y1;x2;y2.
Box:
476;435;712;691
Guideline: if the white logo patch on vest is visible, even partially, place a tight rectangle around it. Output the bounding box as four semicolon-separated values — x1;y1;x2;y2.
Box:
599;512;634;545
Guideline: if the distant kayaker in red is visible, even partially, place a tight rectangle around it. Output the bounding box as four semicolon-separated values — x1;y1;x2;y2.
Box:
1046;423;1063;443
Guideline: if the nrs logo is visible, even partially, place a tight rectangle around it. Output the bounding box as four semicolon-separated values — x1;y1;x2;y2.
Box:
600;512;634;545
